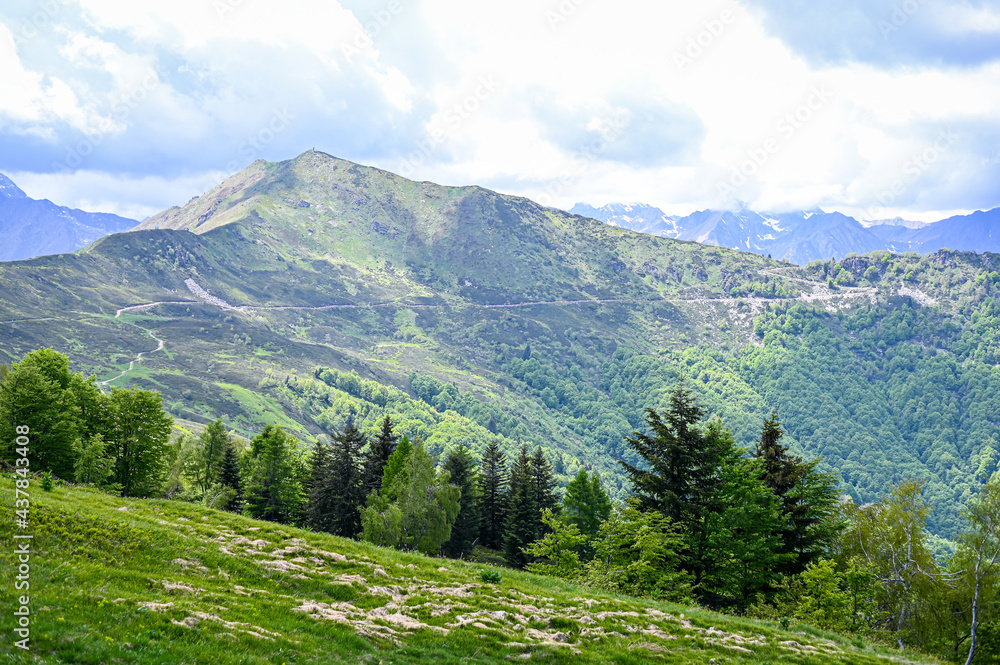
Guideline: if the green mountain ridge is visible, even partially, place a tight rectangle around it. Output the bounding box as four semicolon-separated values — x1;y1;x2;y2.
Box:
2;150;1000;538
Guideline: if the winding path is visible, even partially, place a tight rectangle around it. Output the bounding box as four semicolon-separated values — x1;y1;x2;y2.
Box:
113;271;884;320
98;272;893;385
99;327;165;386
115;302;194;318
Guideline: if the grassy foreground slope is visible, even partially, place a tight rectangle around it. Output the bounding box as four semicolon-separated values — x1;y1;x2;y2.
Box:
0;478;937;665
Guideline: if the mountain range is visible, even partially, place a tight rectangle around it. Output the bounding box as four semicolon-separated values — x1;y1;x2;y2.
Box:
570;202;1000;266
2;151;1000;541
0;173;137;262
1;168;996;271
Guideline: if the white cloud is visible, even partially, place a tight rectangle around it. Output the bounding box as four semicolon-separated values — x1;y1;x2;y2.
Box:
0;0;996;220
8;168;230;220
0;22;91;131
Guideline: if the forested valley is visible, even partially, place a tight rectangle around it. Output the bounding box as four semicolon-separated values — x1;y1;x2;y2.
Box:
5;346;1000;664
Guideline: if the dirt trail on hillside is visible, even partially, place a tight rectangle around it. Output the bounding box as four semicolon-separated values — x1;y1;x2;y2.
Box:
97;274;888;384
114;273;885;321
99;327;165;386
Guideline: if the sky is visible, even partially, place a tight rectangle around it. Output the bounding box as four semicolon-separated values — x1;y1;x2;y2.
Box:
0;0;998;222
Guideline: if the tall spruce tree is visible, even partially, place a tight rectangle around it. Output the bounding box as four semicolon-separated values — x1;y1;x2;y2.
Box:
218;438;242;511
530;447;559;518
361;415;399;495
326;419;366;538
243;425;304;524
563;469;613;539
619;382;730;525
619;382;735;591
441;445;481;558
305;437;336;532
752;412;836;576
504;444;538;567
478;440;508;550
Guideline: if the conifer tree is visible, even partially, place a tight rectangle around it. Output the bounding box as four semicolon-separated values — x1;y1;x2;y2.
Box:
218;438;242;511
504;444;539;567
243;425;304;524
619;382;730;525
619;382;735;591
326;419;366;537
530;446;559;517
361;415;399;495
305;437;336;532
478;440;508;550
441;445;481;558
563;469;613;539
753;412;837;575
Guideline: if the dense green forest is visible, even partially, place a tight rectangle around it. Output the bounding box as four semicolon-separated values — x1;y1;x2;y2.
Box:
5;346;1000;663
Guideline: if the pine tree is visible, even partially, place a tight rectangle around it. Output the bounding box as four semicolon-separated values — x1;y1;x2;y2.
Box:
752;412;835;576
504;444;538;567
243;425;304;524
361;415;399;495
563;469;613;539
218;438;242;511
619;382;735;591
305;437;336;532
619;382;730;525
326;419;366;538
441;445;481;558
477;440;508;550
755;413;805;496
530;447;558;517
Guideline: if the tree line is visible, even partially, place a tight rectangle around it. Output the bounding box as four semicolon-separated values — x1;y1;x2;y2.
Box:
5;348;1000;663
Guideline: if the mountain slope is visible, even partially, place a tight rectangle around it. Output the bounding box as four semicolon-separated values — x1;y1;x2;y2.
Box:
905;208;1000;253
0;478;939;664
1;151;1000;537
0;173;138;262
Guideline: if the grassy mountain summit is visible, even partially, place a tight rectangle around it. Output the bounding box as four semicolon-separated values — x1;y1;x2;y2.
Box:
2;151;1000;538
135;150;786;305
0;478;939;664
